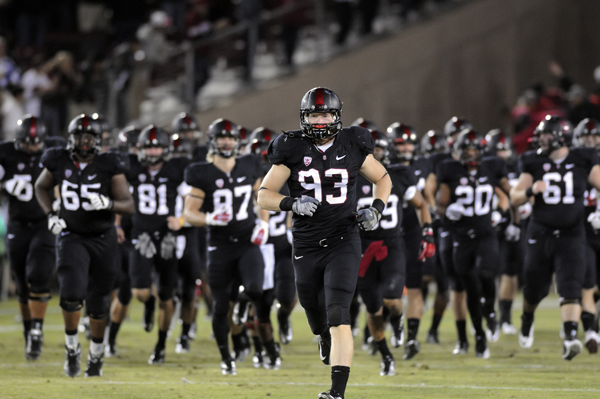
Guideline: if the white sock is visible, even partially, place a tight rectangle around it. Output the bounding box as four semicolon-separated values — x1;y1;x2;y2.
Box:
90;341;104;356
65;333;79;348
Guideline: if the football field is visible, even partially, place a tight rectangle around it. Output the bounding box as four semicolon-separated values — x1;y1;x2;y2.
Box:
1;295;599;399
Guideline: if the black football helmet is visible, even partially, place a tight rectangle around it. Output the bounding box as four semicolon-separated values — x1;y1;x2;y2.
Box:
170;133;194;158
67;114;103;157
420;129;446;156
444;116;473;144
137;125;170;165
485;129;512;154
92;113;113;150
454;129;486;168
533;115;573;156
300;87;343;141
246;127;277;156
117;126;141;154
387;122;417;162
238;125;250;149
574;118;600;149
351;118;379;133
172;112;202;142
207;118;241;158
15;115;47;154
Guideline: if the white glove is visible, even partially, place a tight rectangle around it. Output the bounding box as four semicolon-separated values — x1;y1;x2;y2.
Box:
356;207;381;231
160;232;178;260
134;232;157;259
205;204;232;226
47;212;67;235
588;211;600;230
4;178;30;198
251;220;270;245
52;198;61;213
519;202;532;220
446;203;464;221
88;193;113;210
291;196;320;217
505;224;521;242
491;210;502;227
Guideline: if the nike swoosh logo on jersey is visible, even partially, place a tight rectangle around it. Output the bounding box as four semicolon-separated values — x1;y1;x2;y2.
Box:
336;155;346;160
88;174;97;180
208;246;217;251
565;164;575;169
237;176;247;183
294;255;304;260
528;239;536;244
159;177;169;182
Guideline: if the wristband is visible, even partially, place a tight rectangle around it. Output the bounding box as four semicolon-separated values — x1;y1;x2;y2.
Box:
371;199;385;215
525;187;534;198
178;216;185;227
279;196;295;211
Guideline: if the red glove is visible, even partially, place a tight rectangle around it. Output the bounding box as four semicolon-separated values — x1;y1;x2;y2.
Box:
418;223;436;261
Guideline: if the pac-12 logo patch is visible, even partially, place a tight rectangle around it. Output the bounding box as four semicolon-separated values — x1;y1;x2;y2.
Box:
543;163;551;172
17;163;25;171
139;174;147;182
362;185;371;195
460;177;468;185
216;178;224;188
304;157;312;166
65;169;72;178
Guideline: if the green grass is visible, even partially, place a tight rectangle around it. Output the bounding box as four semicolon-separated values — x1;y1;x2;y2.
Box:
1;295;599;398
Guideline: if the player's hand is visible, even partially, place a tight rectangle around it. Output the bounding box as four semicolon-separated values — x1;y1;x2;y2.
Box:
47;212;67;235
52;198;61;213
505;223;521;241
251;219;270;245
4;178;28;197
160;232;178;260
88;193;113;211
167;216;182;231
116;225;125;243
205;204;232;226
134;232;156;259
587;211;600;230
445;202;464;221
519;202;532;219
356;207;381;231
291;196;320;217
418;223;436;261
532;180;546;195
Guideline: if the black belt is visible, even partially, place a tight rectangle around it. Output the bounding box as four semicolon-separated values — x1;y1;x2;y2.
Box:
295;230;355;248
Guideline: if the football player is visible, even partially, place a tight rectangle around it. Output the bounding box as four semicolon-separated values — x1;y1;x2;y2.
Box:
511;115;600;360
1;116;61;361
258;87;392;399
34;114;134;377
126;125;190;364
436;129;512;358
573;118;600;353
184;118;281;375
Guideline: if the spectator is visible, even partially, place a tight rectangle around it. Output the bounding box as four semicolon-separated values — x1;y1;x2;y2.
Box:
161;0;187;36
21;54;52;116
566;84;600;126
0;37;20;89
137;10;177;65
1;85;26;141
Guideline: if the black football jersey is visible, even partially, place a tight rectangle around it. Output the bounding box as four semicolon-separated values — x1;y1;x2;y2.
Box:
401;156;430;232
41;148;129;235
428;152;453;177
126;155;190;234
519;147;599;230
185;154;263;245
267;126;374;243
0;142;47;222
357;164;417;241
437;156;508;235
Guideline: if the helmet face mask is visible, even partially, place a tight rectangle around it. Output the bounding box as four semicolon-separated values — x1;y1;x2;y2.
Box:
300;87;342;142
444;117;472;148
67;114;102;158
485;129;512;160
137;125;170;166
534;115;573;156
574;118;600;152
420;130;446;156
207;118;241;159
172;112;202;144
454;129;485;168
15;115;46;155
387;122;417;162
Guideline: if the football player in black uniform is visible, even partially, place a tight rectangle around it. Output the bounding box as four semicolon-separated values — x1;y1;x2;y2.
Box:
34;114;134;377
105;126;141;358
387;122;436;360
425;117;473;351
572;118;600;353
511;115;600;360
184;118;281;375
436;129;512;358
258;87;392;399
2;116;59;361
126;125;190;364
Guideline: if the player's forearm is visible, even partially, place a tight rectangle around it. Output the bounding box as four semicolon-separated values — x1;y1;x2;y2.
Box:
112;197;134;214
34;186;54;214
510;188;530;207
419;201;432;226
257;188;287;212
372;173;392;204
183;208;208;227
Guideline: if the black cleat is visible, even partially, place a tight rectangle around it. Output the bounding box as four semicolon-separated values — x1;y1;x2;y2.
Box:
452;340;469;355
475;334;490;359
318;391;342;399
390;316;405;348
252;350;264;368
148;346;165;364
84;352;104;377
426;330;440;344
221;358;237;375
175;336;190;354
264;355;282;370
64;344;81;378
402;339;421;360
380;355;396;376
143;296;156;333
486;314;499;343
104;342;118;358
278;318;293;345
318;333;331;365
26;329;43;361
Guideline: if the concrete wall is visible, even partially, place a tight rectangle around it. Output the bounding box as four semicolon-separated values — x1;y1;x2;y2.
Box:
196;0;600;136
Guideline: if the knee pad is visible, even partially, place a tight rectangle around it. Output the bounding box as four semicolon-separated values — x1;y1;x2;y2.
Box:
60;297;84;313
87;294;111;320
560;298;581;307
327;304;347;327
28;293;52;303
117;286;132;306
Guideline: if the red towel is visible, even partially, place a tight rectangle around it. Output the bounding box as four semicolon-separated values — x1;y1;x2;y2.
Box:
359;240;388;277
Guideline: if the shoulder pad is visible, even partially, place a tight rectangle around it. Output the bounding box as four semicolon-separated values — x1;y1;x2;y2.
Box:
41;147;69;171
